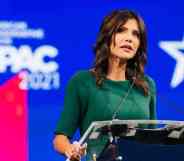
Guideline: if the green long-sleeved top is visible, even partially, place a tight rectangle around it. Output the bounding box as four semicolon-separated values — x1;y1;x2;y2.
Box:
55;70;156;160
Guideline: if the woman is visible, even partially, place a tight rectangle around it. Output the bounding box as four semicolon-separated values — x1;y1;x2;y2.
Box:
53;9;156;161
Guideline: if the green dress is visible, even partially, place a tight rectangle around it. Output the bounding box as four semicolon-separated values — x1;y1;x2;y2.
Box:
55;70;157;160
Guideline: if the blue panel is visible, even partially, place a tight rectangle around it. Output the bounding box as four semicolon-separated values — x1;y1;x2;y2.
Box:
0;0;184;161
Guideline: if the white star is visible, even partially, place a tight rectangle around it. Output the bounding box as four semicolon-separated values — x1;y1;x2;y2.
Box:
159;38;184;88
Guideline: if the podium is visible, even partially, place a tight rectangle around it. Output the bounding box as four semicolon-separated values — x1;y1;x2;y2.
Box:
76;120;184;161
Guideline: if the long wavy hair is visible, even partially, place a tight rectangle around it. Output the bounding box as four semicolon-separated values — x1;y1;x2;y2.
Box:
92;9;149;95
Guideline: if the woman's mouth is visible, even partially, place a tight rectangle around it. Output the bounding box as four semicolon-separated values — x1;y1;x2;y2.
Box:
120;44;134;52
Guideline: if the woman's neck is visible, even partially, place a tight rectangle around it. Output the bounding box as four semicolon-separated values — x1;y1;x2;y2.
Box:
107;56;127;81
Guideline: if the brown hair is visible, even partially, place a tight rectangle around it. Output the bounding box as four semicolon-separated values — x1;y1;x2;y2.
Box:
92;9;149;95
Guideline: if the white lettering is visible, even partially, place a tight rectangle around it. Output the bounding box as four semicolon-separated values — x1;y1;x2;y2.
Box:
34;45;58;73
0;45;59;73
0;46;17;72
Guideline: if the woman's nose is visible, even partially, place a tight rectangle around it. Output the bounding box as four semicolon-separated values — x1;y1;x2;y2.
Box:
125;39;132;43
124;32;133;43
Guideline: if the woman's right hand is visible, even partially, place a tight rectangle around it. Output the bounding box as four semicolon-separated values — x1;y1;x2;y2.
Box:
64;141;87;161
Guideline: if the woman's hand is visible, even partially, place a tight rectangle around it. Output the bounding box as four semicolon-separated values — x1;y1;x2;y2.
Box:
64;141;87;161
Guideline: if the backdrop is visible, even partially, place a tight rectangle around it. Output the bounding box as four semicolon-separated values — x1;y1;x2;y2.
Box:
0;0;184;161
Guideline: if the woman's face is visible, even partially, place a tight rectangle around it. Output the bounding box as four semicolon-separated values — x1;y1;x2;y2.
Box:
110;18;140;60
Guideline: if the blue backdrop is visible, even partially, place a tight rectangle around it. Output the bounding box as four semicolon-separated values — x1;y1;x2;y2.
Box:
0;0;184;161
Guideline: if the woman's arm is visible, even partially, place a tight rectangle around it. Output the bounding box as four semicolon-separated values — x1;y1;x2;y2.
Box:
53;134;86;160
53;134;73;157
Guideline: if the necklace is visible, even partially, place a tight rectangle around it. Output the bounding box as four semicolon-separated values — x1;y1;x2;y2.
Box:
111;79;135;120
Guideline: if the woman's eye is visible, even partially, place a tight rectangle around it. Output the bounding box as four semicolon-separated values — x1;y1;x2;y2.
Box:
133;31;140;38
116;28;125;33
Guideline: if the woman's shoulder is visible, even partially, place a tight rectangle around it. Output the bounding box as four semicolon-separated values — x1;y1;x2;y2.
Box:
69;70;94;86
143;75;156;93
143;75;155;84
72;70;93;80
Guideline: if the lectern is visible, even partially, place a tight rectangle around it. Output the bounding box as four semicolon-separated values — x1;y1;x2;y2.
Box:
68;120;184;161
